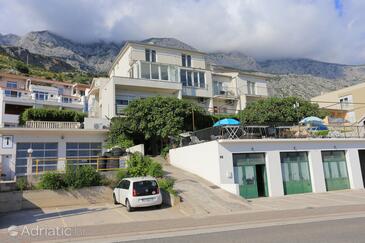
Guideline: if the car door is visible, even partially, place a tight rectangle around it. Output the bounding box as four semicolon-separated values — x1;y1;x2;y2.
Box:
115;181;124;203
120;180;130;205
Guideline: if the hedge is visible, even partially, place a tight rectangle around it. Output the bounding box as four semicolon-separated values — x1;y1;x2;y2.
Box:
19;108;86;125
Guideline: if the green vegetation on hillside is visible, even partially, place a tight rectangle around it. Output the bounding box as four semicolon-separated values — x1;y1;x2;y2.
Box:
0;52;94;84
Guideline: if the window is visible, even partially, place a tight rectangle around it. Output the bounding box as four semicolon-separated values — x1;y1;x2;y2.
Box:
180;70;187;86
58;88;64;95
116;99;129;106
151;63;159;79
80;90;85;96
6;81;17;89
180;69;205;88
16;143;58;175
160;65;169;80
141;62;150;79
66;142;102;166
199;72;205;88
339;97;350;109
5;90;19;98
62;97;71;103
34;91;49;101
145;49;156;62
247;81;256;95
182;54;191;67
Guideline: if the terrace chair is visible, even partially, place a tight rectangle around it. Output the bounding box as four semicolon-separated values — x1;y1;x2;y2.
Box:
190;136;204;144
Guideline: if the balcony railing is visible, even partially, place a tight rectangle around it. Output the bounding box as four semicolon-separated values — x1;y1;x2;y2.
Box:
0;88;84;106
25;121;81;129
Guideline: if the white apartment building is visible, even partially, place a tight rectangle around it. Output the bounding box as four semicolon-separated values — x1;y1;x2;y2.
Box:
87;41;269;119
0;73;89;127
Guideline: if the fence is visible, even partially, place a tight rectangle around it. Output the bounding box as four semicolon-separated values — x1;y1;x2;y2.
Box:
32;157;127;176
180;124;365;146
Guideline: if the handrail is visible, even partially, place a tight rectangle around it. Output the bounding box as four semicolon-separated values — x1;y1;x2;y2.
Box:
25;121;81;129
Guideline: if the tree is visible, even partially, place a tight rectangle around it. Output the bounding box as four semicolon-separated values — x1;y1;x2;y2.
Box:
107;96;209;154
15;62;29;74
239;96;329;125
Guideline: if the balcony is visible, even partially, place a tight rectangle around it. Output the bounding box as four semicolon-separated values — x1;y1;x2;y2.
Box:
25;121;81;129
0;88;84;107
3;114;19;124
213;86;238;99
112;76;182;94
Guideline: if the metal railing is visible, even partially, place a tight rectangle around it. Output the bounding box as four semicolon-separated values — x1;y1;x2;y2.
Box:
26;121;81;129
179;124;365;146
32;157;127;176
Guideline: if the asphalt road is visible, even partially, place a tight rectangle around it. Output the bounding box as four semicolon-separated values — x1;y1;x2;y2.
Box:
122;217;365;243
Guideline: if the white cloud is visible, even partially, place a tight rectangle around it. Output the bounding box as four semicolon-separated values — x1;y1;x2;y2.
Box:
0;0;364;64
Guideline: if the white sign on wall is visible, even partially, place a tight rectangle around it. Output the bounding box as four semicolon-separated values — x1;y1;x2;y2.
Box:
2;136;13;148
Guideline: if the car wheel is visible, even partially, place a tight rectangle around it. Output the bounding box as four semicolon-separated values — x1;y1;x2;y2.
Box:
156;203;163;209
113;193;119;205
126;199;133;212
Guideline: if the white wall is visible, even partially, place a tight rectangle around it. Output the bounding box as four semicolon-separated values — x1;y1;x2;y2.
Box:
170;141;221;186
170;138;365;198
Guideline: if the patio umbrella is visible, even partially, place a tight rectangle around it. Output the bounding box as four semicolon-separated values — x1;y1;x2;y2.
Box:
213;118;240;127
299;116;324;125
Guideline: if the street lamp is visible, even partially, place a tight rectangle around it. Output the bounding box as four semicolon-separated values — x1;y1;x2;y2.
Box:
27;148;33;184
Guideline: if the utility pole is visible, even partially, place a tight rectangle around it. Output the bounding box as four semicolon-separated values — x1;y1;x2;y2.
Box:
192;107;195;131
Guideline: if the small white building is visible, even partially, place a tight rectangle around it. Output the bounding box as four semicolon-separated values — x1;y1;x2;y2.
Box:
170;138;365;198
0;124;107;181
87;39;270;119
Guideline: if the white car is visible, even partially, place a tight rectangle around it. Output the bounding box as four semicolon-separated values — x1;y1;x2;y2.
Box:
113;177;163;212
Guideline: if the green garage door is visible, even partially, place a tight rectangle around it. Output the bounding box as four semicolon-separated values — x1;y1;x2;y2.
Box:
233;153;268;199
281;152;312;195
322;151;350;191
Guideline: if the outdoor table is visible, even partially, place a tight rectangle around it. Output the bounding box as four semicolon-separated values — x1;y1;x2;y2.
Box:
222;125;242;139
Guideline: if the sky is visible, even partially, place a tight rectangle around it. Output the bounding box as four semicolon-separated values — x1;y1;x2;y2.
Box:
0;0;365;65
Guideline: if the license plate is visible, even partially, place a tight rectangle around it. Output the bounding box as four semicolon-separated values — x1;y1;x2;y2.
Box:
142;198;154;202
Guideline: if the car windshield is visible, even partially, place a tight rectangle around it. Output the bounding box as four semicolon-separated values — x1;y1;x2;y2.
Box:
133;180;159;196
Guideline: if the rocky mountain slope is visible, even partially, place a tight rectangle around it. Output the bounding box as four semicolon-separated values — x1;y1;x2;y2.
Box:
1;31;365;98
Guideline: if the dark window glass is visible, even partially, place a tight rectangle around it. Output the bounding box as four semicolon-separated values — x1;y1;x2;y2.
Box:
79;143;89;149
145;49;150;62
182;54;186;67
32;143;45;150
187;71;192;86
193;72;199;87
151;50;156;62
151;63;159;79
199;72;205;88
180;70;187;86
17;143;31;149
116;99;129;105
133;180;159;196
187;55;191;67
45;143;58;149
66;143;78;149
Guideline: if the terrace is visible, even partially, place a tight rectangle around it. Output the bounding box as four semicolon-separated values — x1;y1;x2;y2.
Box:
179;124;365;146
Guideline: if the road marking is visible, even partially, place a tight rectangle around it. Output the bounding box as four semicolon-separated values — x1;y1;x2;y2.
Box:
56;207;68;227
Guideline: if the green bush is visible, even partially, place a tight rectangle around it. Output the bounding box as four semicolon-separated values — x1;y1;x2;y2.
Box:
158;178;177;196
160;146;170;159
16;177;28;191
116;169;128;181
16;62;29;74
126;153;151;177
147;161;164;178
38;172;65;190
64;165;101;188
19;108;86;125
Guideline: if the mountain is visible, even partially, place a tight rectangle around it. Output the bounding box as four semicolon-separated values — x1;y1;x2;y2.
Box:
207;51;259;71
0;46;75;72
0;33;20;46
1;31;365;98
11;31;121;73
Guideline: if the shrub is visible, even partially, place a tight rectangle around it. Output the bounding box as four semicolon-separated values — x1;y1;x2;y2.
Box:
16;177;28;191
126;153;151;177
160;146;170;159
38;172;65;190
116;169;128;181
16;62;29;74
19;108;86;125
65;165;101;188
147;161;164;178
158;178;177;196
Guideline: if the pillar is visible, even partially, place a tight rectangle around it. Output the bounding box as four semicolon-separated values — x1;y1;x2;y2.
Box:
308;150;326;193
346;149;364;189
266;151;284;197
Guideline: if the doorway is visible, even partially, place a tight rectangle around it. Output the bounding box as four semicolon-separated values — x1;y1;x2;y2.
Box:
233;153;268;199
359;150;365;188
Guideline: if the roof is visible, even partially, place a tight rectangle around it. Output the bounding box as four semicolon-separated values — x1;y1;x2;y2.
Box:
0;72;90;88
123;176;158;182
0;127;108;135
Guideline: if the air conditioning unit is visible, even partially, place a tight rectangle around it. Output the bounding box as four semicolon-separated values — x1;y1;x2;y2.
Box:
219;90;226;95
